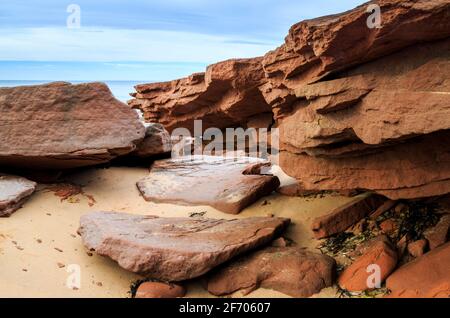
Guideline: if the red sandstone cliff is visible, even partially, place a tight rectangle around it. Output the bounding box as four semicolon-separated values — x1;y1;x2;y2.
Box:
129;0;450;200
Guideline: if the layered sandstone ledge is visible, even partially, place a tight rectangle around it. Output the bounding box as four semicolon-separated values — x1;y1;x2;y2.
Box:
129;0;450;200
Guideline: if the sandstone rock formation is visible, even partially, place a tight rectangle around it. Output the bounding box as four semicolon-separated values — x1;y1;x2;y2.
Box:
78;211;290;281
386;242;450;298
129;0;450;200
135;282;186;298
311;193;386;239
276;40;450;199
0;175;37;217
207;247;335;298
133;123;172;158
264;0;450;199
0;82;145;169
137;155;280;214
129;58;272;133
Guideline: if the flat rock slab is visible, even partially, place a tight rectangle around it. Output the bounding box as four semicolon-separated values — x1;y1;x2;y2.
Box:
0;82;145;169
137;155;280;214
78;211;290;281
0;175;37;217
207;247;336;298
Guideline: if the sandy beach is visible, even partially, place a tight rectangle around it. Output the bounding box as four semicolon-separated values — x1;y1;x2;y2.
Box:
0;166;353;298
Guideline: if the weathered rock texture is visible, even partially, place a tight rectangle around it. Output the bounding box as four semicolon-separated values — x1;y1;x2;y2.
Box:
133;123;172;158
0;82;145;169
129;0;450;200
207;247;335;298
137;155;280;214
78;211;290;281
0;175;37;217
386;242;450;298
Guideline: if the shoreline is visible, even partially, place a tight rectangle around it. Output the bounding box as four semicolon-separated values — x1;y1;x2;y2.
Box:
0;166;352;298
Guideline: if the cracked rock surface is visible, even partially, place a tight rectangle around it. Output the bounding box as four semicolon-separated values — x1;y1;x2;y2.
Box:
137;155;280;214
78;211;290;281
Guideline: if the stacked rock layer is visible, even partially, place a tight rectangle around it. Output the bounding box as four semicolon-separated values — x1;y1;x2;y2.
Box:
129;0;450;200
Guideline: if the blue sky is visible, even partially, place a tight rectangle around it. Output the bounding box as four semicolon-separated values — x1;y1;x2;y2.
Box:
0;0;365;81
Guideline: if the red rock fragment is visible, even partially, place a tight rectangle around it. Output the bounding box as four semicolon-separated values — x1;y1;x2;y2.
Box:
135;282;186;299
311;194;386;239
386;243;450;298
207;247;335;298
338;239;398;292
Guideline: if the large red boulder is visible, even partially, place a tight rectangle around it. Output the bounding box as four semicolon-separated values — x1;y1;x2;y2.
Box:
0;82;145;169
207;247;336;298
386;242;450;298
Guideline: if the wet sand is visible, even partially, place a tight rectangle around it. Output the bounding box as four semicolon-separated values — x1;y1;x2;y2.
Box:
0;166;354;298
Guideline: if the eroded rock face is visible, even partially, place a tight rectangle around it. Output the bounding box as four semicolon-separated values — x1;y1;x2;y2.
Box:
0;175;37;217
128;0;450;200
129;58;272;133
268;1;450;199
276;36;450;199
280;132;450;200
386;242;450;298
278;39;450;152
0;82;145;169
262;0;450;98
78;211;290;281
137;155;280;214
133;123;172;158
207;247;335;298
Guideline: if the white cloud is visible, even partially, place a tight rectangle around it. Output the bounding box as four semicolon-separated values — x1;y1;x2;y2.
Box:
0;27;278;62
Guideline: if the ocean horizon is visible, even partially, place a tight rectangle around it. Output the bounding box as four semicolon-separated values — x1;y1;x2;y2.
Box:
0;80;147;102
